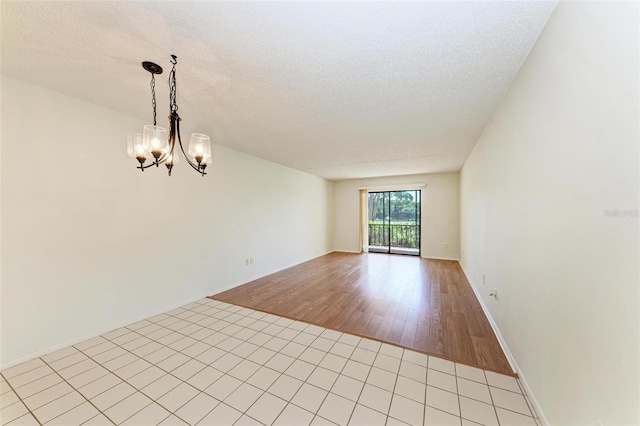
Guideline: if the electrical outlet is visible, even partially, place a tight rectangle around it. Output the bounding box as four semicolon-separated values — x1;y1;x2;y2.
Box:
490;288;498;299
244;258;249;266
482;274;486;285
250;257;254;265
444;243;448;248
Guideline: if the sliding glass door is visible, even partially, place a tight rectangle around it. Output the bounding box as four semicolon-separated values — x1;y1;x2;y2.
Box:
367;190;421;255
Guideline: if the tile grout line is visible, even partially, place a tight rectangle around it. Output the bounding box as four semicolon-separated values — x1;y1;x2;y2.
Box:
454;359;463;423
0;371;43;425
6;301;248;425
72;356;179;425
2;365;63;399
517;377;540;419
485;369;538;421
3;298;529;426
98;304;258;424
344;348;385;425
15;303;236;424
37;357;117;426
150;303;315;424
16;305;419;425
233;317;359;425
78;302;250;425
196;304;333;425
108;301;349;424
485;368;502;426
71;333;191;424
315;336;382;424
218;305;393;425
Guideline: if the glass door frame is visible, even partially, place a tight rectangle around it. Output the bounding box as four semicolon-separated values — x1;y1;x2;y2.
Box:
367;190;421;256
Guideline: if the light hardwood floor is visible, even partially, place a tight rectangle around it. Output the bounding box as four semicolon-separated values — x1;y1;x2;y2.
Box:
211;252;513;375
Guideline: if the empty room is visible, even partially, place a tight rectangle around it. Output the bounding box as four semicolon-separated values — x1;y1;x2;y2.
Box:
1;1;638;425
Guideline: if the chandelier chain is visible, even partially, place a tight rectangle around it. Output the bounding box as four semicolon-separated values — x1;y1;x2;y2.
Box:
169;55;178;113
150;73;157;126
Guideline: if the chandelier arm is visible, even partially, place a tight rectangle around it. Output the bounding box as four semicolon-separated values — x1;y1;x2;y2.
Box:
175;117;207;176
149;149;171;167
164;121;176;176
136;162;159;171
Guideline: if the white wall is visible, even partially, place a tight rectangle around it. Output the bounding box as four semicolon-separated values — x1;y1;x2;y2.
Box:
0;76;334;367
460;2;639;425
333;173;460;260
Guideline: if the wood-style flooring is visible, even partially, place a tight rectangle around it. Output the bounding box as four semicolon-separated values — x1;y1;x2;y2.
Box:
210;252;513;375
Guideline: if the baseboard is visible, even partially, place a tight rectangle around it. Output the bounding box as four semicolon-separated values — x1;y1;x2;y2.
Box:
2;251;337;371
1;335;99;371
459;262;549;425
461;268;518;374
0;291;215;371
332;250;461;262
210;251;336;297
421;255;460;261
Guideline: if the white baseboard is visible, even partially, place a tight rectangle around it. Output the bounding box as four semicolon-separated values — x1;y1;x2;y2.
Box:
0;291;214;371
211;250;335;296
2;335;98;371
459;262;549;425
332;250;460;262
421;255;460;261
2;251;338;371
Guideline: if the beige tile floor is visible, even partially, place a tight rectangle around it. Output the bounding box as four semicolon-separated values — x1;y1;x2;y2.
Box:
0;299;541;425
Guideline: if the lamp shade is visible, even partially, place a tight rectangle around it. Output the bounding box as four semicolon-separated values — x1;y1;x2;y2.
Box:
188;133;212;164
127;133;147;158
143;125;168;156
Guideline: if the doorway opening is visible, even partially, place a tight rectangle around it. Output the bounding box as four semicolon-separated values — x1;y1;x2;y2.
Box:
367;190;421;256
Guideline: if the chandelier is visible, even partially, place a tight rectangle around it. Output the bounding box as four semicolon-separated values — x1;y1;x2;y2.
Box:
127;55;211;176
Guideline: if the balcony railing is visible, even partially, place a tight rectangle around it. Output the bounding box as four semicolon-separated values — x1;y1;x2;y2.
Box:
368;223;419;249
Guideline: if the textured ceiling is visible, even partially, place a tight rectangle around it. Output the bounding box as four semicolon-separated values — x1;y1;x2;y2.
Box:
1;1;556;180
